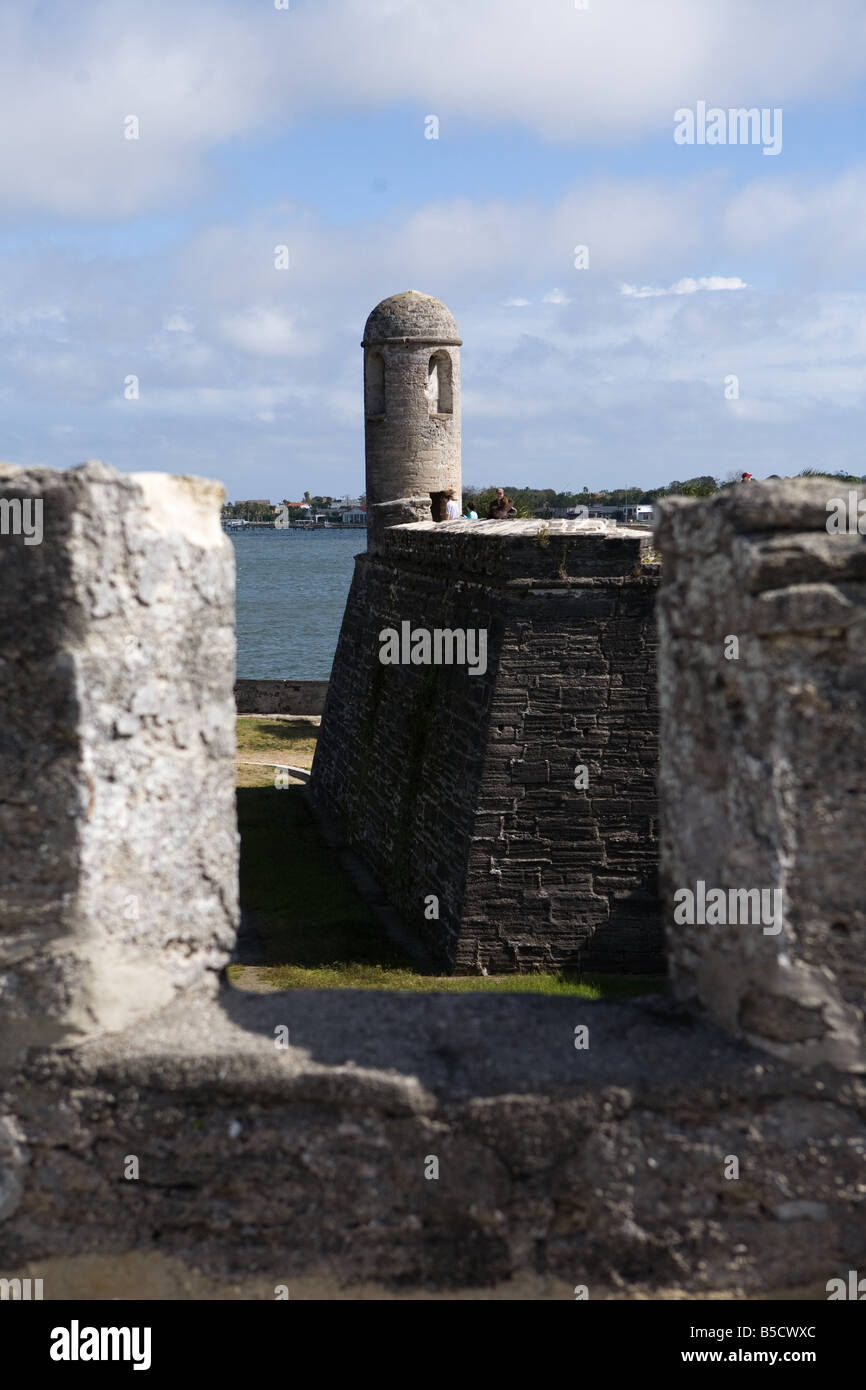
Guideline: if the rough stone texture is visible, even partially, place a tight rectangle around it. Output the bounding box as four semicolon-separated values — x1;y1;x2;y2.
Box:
0;461;239;1070
363;291;461;551
656;479;866;1071
363;291;462;348
234;679;328;715
309;518;661;974
368;495;433;551
2;988;865;1297
4;462;866;1300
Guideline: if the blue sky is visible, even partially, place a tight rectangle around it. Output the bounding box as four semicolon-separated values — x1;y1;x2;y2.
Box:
2;0;866;499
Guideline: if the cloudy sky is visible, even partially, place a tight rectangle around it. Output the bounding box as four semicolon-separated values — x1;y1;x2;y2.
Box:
2;0;865;499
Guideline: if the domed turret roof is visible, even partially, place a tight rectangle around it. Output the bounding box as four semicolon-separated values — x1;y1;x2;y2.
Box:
362;291;462;346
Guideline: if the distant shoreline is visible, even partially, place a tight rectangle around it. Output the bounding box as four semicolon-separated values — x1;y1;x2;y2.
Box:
224;522;367;532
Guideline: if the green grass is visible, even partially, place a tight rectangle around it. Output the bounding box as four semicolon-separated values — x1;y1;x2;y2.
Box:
237;783;407;969
226;959;663;997
231;748;666;998
236;716;318;762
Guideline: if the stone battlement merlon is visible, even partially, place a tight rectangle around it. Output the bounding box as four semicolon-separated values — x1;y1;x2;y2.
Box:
656;477;866;1072
0;460;239;1071
656;477;866;610
379;517;657;583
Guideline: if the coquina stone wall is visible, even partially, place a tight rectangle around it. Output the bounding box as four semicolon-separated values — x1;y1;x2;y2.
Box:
309;517;662;974
0;461;239;1072
4;988;865;1299
362;292;462;551
2;471;866;1300
656;480;866;1072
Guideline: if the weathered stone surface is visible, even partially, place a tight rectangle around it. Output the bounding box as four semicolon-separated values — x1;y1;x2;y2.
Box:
234;679;327;715
367;495;433;551
0;461;239;1069
656;479;866;1071
363;291;462;550
362;292;462;348
3;461;866;1300
310;518;661;973
2;988;864;1296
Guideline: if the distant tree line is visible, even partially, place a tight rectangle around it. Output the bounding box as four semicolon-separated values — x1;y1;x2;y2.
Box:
461;468;865;517
222;471;864;525
221;500;275;523
222;494;345;523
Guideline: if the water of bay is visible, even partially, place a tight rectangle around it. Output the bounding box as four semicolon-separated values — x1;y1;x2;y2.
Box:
230;529;361;680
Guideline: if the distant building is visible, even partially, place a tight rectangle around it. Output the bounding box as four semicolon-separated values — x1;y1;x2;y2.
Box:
341;509;367;525
547;504;592;519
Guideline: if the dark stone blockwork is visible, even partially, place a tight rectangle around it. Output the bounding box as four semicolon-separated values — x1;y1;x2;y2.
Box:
309;517;662;974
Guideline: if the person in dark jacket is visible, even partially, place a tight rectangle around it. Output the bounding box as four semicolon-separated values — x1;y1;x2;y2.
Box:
488;487;516;519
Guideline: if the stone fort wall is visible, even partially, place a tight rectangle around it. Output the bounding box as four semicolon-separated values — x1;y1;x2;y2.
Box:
657;478;866;1070
234;679;328;715
0;462;238;1072
2;466;865;1300
309;517;662;974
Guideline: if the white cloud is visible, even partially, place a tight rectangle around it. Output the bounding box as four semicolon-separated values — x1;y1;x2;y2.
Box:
543;289;570;304
108;384;298;419
3;1;866;217
724;167;866;272
0;305;67;331
622;276;747;298
695;276;748;293
1;166;864;493
220;308;300;357
504;298;530;307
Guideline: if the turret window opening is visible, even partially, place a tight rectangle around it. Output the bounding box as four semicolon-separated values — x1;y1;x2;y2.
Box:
426;352;453;415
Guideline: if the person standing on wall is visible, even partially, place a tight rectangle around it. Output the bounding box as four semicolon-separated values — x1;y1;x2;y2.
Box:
445;488;462;520
488;487;516;519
